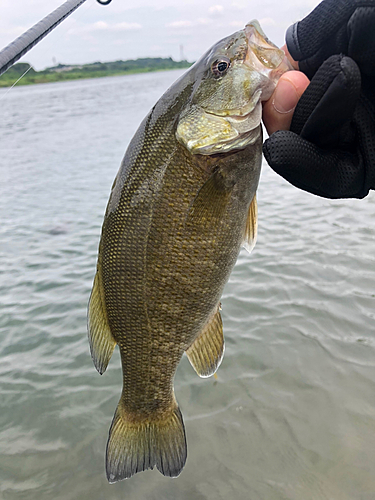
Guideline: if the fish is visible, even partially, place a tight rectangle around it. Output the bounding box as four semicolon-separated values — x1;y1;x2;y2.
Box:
88;20;291;483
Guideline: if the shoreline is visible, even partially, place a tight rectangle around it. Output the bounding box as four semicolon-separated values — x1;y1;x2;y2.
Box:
0;58;192;88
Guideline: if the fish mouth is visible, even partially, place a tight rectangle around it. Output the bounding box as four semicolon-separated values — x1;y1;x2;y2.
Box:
244;20;286;71
244;20;293;101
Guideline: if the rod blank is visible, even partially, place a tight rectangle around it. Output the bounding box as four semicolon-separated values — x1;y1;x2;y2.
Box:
0;0;111;77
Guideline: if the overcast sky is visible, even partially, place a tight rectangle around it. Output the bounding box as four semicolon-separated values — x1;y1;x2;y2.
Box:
1;0;321;71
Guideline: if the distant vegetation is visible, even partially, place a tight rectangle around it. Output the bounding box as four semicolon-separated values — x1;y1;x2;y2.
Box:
0;58;192;88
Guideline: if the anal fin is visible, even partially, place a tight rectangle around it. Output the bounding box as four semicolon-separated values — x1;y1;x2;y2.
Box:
88;271;116;374
186;305;224;378
243;194;258;253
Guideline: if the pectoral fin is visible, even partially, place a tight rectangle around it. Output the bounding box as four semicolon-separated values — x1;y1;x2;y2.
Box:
242;195;258;253
186;305;224;378
88;271;116;374
185;169;233;227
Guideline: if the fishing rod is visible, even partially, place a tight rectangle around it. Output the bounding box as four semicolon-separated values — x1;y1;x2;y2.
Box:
0;0;112;78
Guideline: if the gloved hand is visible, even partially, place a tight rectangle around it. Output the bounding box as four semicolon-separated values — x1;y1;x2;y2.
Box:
263;0;375;199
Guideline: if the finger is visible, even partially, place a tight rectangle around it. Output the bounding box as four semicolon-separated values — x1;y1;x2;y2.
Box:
263;131;365;198
262;71;310;136
291;55;361;146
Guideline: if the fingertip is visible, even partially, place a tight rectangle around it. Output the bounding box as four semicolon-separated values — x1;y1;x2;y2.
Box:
262;71;310;136
284;71;310;96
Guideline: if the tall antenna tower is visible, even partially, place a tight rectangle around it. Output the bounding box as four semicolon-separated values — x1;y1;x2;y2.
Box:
179;44;186;61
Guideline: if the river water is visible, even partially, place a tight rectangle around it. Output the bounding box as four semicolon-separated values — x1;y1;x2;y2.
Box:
1;70;374;500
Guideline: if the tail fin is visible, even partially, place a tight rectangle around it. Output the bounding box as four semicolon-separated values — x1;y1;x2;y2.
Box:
106;403;187;482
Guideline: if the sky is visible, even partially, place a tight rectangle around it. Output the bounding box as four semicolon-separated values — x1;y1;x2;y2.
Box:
0;0;322;71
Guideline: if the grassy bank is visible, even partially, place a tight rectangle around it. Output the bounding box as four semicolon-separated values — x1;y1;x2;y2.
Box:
0;58;192;88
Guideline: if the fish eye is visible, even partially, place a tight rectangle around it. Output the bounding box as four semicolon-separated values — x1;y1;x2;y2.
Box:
211;57;231;77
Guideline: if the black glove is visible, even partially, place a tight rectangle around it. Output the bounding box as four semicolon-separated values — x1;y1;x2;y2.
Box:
263;0;375;199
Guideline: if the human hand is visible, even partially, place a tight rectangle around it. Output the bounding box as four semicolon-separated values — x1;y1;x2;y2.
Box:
263;0;375;199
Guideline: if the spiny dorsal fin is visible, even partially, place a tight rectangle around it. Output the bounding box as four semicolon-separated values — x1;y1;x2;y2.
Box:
106;401;187;482
242;194;258;253
88;271;116;375
186;305;224;378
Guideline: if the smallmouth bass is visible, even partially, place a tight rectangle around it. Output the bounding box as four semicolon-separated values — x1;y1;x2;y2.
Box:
88;20;291;482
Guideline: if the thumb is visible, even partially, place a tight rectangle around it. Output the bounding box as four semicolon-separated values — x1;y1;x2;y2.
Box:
262;71;310;136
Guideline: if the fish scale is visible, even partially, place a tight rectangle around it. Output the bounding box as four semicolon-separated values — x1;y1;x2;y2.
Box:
88;20;291;482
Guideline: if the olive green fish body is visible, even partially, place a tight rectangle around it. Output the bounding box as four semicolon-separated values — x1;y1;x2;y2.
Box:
103;100;261;403
88;20;291;482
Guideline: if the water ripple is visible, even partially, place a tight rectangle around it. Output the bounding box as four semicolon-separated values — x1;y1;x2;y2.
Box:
1;71;375;499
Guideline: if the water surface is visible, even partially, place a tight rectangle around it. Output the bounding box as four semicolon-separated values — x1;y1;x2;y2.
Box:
1;70;374;500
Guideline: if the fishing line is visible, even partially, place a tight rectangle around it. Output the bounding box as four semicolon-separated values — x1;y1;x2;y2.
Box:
0;4;89;95
0;0;113;84
0;66;32;102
